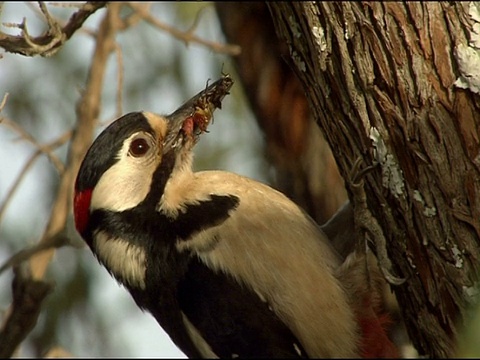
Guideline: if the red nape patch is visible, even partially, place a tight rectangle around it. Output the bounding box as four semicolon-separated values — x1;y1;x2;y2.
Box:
357;299;400;359
74;189;93;234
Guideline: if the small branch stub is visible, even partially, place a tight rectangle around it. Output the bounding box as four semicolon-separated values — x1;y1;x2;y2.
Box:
349;157;406;286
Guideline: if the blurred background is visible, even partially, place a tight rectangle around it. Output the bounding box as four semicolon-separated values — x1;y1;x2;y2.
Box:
7;2;480;358
4;2;479;359
0;2;269;357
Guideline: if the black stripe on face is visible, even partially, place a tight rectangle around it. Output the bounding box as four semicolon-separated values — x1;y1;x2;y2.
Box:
178;256;308;358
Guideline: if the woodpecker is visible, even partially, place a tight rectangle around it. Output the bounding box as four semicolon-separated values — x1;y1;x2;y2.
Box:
73;75;396;358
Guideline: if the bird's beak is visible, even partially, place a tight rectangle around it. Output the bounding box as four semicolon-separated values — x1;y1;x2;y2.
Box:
163;74;234;153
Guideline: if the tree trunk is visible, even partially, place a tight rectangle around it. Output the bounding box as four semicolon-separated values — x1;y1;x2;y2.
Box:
215;2;347;225
267;2;480;358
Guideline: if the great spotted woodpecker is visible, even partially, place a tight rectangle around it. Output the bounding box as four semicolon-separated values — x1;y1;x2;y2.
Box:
73;75;397;358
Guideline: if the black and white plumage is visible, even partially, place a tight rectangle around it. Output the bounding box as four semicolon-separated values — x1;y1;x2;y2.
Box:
73;76;360;358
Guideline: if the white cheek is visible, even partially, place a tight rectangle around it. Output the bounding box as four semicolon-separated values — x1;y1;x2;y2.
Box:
94;230;147;289
91;159;154;212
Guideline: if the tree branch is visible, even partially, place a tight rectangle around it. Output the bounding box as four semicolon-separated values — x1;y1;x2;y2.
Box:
0;116;66;174
0;265;53;358
0;130;70;226
0;2;107;57
127;2;241;56
28;1;121;280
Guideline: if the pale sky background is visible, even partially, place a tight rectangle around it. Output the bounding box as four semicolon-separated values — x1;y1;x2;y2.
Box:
0;2;267;357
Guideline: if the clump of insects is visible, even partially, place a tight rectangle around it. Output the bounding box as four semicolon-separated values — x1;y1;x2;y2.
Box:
182;73;234;138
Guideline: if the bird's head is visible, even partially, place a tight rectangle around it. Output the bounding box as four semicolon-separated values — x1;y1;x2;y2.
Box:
73;75;234;239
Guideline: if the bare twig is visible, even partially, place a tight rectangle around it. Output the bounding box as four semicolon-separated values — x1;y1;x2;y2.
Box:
127;2;241;55
117;2;149;31
0;93;9;111
0;130;71;226
38;2;59;29
185;4;209;35
0;2;107;57
114;43;124;117
0;233;71;276
0;117;66;174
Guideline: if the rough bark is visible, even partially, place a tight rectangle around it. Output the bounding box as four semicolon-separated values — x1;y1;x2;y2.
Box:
268;2;480;358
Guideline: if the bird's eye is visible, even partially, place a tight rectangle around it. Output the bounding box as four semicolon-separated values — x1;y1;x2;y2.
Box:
129;137;151;157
